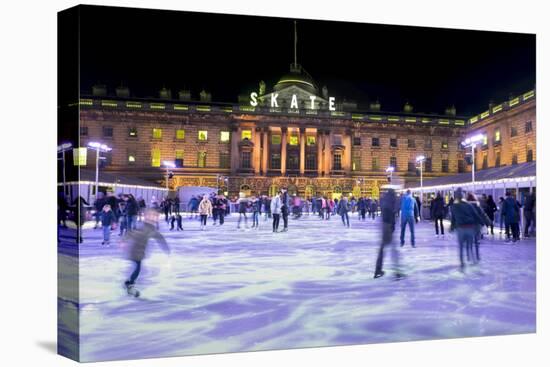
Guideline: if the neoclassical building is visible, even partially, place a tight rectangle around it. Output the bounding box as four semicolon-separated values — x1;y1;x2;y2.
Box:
78;63;535;199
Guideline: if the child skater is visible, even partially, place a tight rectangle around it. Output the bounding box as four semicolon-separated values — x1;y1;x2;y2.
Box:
122;208;171;297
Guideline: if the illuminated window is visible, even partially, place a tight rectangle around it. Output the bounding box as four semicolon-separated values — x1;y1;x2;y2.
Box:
73;147;87;166
441;140;449;150
198;130;208;141
152;128;162;139
271;134;281;145
494;129;501;143
128;154;136;164
197;151;207;167
128;127;138;137
241;130;252;141
352;157;360;171
307;136;316;146
151;148;161;167
289;135;299;146
176;129;185;140
482;135;488;147
220;131;230;143
371;157;379;171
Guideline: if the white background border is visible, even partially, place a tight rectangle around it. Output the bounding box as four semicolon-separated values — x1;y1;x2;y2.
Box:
0;0;547;366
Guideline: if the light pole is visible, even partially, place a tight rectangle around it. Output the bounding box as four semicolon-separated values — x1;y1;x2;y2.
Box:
163;161;176;192
461;133;485;186
57;142;72;196
87;142;112;201
416;155;426;204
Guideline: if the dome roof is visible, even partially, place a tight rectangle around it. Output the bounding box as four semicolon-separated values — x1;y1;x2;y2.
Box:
273;64;319;95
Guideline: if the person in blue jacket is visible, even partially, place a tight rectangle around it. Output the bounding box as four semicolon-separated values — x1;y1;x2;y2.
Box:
400;190;418;247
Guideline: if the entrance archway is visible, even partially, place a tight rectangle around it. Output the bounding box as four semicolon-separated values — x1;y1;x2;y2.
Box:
332;185;342;200
305;185;316;199
268;184;279;197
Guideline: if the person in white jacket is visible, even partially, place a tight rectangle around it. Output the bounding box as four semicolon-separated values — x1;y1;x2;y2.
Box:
270;191;283;233
198;195;212;230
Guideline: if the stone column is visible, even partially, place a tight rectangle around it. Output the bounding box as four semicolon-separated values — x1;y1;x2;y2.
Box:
317;129;324;176
281;127;287;176
324;130;331;174
230;125;240;175
299;127;306;175
253;126;261;175
262;127;269;175
344;129;352;174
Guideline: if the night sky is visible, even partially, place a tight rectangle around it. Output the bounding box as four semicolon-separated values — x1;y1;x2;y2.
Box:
78;5;535;116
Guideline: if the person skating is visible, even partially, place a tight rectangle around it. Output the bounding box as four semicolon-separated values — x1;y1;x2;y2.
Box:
236;192;249;229
198;195;212;230
337;195;351;227
100;204;117;246
122;209;170;297
523;192;536;238
466;192;491;262
430;192;446;238
484;195;498;236
93;193;106;229
251;196;261;229
270;191;282;232
450;188;486;270
400;189;418;247
374;187;404;280
117;201;128;236
502;192;521;242
72;196;89;243
358;196;367;221
281;188;290;231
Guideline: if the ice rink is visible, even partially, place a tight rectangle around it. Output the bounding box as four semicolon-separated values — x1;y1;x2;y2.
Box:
58;212;536;362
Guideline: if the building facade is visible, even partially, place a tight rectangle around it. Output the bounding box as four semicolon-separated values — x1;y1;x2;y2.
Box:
78;67;536;200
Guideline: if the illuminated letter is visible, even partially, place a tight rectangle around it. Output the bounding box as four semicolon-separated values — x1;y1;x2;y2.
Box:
329;97;336;111
271;93;279;108
291;94;299;109
309;95;316;109
250;92;258;107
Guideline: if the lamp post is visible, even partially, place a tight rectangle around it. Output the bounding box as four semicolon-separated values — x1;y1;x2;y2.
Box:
57;142;73;196
461;133;485;186
87;142;112;201
416;155;426;204
163;161;176;192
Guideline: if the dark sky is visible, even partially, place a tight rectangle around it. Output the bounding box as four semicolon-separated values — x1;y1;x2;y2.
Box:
78;5;535;116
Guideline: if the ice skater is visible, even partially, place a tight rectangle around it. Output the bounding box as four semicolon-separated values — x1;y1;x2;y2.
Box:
100;204;117;245
374;187;404;280
122;209;171;297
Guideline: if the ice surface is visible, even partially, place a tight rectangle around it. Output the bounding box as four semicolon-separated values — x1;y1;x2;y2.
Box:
58;212;536;362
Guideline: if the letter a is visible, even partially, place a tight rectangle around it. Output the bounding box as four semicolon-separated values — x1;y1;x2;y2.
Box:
291;94;299;109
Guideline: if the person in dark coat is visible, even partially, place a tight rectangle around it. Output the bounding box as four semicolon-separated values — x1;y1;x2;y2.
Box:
466;192;492;261
123;209;170;294
93;194;106;229
116;201;127;236
124;195;139;231
430;192;446;237
72;196;89;243
374;187;404;280
502;192;522;242
414;195;422;222
484;195;498;235
523;192;536;238
281;188;290;231
100;204;117;245
450;188;486;270
337;196;350;227
357;197;367;221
